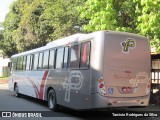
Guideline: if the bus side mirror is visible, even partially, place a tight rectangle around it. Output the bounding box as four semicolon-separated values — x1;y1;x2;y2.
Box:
8;62;12;67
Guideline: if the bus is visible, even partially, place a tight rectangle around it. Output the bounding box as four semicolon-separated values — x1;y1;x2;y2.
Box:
8;30;151;110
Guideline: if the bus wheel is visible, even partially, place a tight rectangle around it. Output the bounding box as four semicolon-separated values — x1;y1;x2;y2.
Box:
14;84;20;97
47;89;59;111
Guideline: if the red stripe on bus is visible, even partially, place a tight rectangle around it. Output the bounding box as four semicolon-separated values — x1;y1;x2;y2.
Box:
28;78;39;98
39;71;49;99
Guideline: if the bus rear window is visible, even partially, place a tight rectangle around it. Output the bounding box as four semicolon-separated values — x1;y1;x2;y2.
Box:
80;42;90;68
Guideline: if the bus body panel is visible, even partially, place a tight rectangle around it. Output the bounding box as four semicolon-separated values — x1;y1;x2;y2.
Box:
45;70;91;109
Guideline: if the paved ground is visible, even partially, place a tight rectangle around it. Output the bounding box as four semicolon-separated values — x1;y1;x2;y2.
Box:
0;83;160;120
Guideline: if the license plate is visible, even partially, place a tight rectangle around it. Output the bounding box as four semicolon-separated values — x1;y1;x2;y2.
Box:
117;100;137;104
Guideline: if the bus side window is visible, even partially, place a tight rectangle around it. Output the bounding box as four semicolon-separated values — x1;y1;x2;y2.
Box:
30;54;34;70
38;52;43;69
43;50;49;69
80;42;91;68
13;58;17;70
49;49;55;69
63;47;69;69
26;55;31;70
19;57;23;70
17;57;23;70
33;53;39;70
55;48;64;69
23;56;26;70
69;45;80;68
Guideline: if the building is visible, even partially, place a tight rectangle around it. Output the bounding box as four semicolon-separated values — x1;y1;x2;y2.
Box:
0;55;10;77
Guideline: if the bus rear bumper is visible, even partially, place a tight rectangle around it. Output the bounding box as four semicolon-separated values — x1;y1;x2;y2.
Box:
91;93;150;109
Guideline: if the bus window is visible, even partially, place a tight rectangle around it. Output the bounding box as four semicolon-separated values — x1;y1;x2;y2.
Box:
32;53;39;70
30;54;34;70
43;50;49;69
13;58;17;70
19;57;23;70
17;57;22;70
63;47;69;68
80;42;90;68
26;55;31;70
16;58;20;70
38;52;43;69
55;48;64;69
22;56;26;70
49;49;55;69
69;45;80;68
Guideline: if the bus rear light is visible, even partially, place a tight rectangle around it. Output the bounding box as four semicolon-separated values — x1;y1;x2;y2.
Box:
145;81;150;95
99;84;104;88
98;77;107;96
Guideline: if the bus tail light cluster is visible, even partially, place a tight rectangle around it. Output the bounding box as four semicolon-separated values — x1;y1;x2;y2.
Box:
145;80;150;95
98;77;107;96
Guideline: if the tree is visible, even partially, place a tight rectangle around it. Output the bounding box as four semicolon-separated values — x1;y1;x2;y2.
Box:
134;0;160;52
2;0;86;57
42;0;86;40
78;0;160;52
78;0;137;32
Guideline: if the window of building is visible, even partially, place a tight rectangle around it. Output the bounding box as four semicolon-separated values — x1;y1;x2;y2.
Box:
55;48;64;69
43;50;49;69
69;45;80;68
80;42;91;68
38;52;43;69
49;49;55;69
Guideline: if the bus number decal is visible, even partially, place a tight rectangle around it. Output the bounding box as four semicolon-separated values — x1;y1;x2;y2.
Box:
63;71;83;103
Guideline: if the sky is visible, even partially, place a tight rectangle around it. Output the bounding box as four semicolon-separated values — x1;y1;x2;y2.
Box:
0;0;15;23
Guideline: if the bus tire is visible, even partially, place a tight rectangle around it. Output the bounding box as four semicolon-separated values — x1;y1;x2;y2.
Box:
14;84;21;97
47;89;59;111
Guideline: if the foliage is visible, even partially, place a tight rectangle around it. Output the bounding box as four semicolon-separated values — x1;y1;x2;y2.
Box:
2;0;86;57
2;0;160;56
78;0;160;52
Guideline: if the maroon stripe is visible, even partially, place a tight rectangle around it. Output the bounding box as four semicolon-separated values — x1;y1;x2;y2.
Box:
39;71;49;99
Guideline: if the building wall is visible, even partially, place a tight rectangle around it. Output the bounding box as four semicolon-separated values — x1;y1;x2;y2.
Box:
0;58;10;77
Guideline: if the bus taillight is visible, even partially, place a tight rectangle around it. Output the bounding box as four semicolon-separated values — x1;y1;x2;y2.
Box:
98;77;107;96
145;81;150;95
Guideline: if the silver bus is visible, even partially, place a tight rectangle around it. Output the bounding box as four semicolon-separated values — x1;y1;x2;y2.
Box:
8;30;151;110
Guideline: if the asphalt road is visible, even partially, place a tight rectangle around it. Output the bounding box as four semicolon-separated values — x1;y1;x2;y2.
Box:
0;84;160;120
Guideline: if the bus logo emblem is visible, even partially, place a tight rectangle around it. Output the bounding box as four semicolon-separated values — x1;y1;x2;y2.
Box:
121;38;136;53
129;72;148;87
63;71;83;103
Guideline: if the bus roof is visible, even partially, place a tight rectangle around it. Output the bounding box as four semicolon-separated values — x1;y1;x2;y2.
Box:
11;30;147;58
11;33;86;58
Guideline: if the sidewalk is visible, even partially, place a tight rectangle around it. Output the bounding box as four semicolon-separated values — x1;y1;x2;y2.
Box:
0;83;8;90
